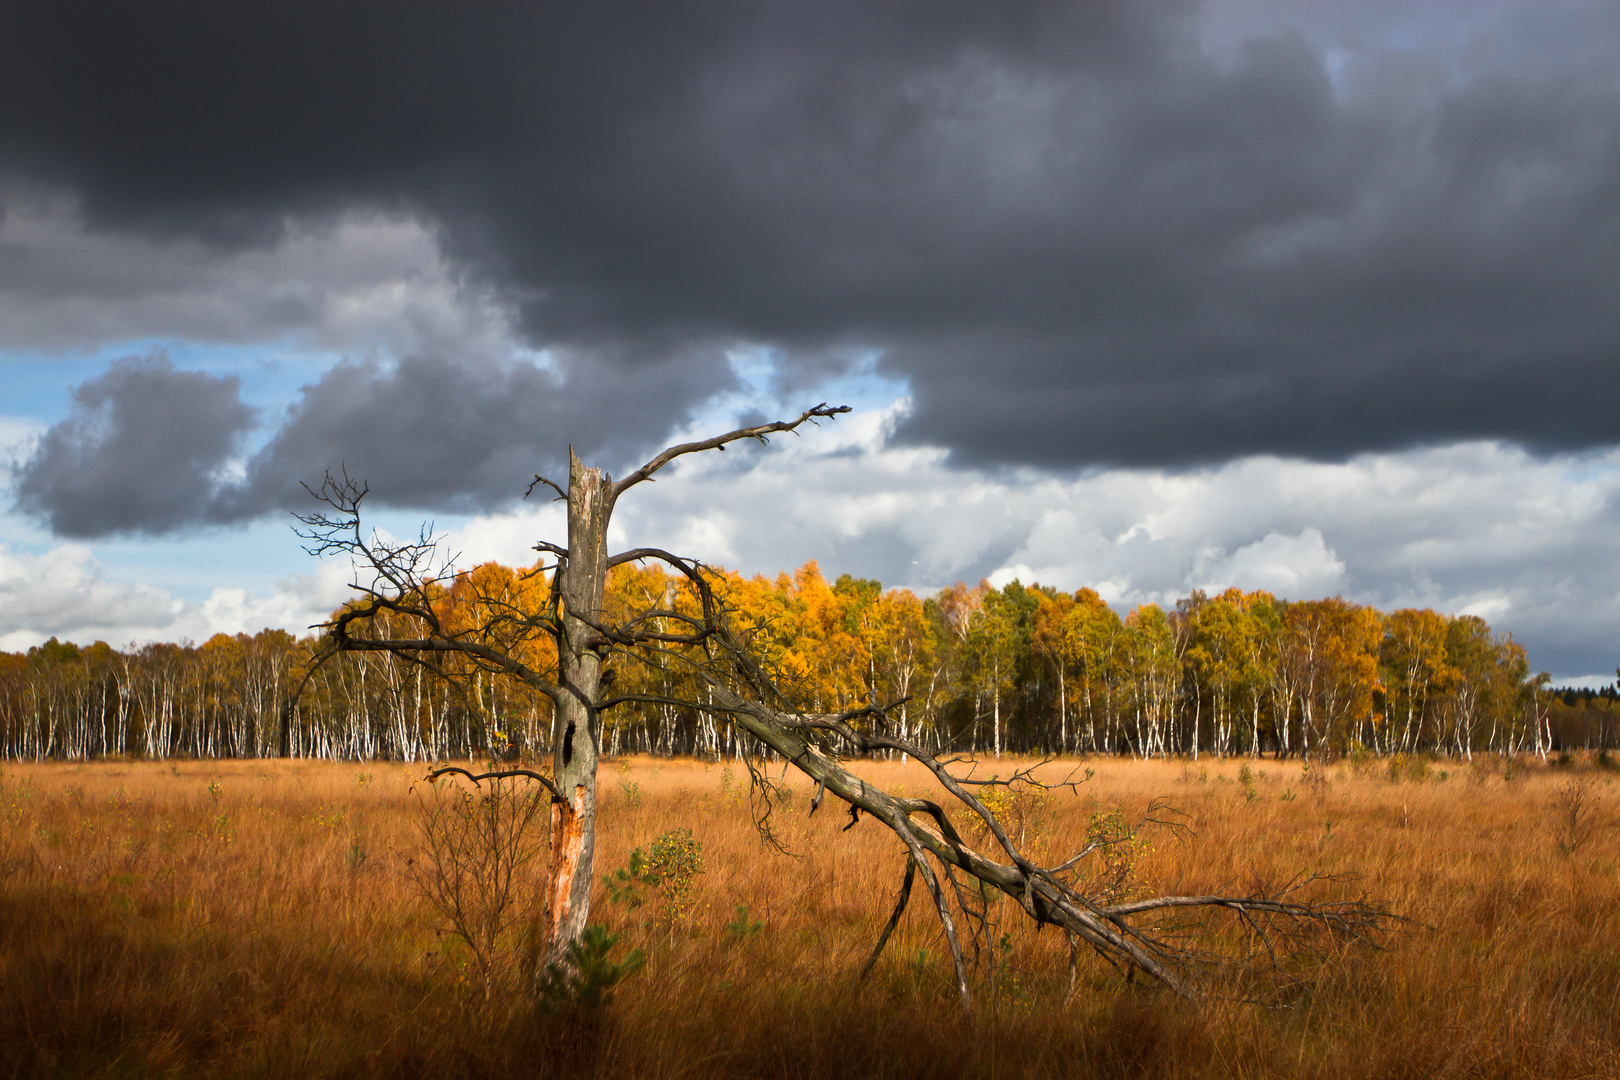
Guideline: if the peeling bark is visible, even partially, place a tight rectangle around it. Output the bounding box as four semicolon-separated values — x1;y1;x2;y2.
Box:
541;785;589;955
544;451;609;967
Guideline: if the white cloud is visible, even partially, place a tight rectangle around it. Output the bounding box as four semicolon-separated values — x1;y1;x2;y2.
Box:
1458;593;1513;621
0;543;180;649
1193;528;1348;596
0;542;350;651
446;501;567;570
0;415;42;470
667;513;740;566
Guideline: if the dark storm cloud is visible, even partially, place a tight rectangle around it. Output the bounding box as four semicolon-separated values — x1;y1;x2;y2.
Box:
232;344;734;518
14;347;733;536
13;355;257;536
4;0;1620;472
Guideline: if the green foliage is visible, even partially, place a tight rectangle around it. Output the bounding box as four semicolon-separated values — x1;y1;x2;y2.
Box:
604;863;644;909
904;947;937;992
1082;808;1152;903
604;827;704;926
974;775;1053;843
536;924;645;1014
617;762;643;809
718;766;746;808
26;636;82;666
1553;779;1597;856
1347;739;1371;771
779;781;796;810
1237;763;1258;802
723;902;763;942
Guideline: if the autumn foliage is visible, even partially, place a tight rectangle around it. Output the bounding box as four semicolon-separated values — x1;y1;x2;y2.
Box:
2;560;1613;763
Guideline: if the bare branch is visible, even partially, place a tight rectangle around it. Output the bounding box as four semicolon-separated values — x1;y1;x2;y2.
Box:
331;630;565;704
525;474;567;501
608;546;706;572
667;664;1396;1001
948;755;1085;795
894;820;973;1009
427;764;563;802
859;854;916;982
296;469;462;612
610;404;850;499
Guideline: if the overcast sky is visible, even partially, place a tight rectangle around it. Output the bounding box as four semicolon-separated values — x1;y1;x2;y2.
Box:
2;0;1618;682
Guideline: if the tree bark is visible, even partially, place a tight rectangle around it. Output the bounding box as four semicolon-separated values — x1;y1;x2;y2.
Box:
542;449;610;966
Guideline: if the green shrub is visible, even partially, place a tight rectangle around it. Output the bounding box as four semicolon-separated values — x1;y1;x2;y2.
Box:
604;827;704;927
536;924;645;1014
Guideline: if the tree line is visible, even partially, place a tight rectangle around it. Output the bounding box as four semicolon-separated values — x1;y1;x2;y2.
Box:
2;559;1614;762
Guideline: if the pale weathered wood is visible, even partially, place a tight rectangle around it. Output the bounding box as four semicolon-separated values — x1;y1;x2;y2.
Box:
304;409;1395;1006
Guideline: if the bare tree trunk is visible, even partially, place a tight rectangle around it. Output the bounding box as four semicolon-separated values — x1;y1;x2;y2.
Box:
1057;664;1067;753
542;449;609;966
992;661;1002;757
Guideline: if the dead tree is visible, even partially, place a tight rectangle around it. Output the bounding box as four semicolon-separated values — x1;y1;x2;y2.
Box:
297;407;1395;1004
298;406;852;965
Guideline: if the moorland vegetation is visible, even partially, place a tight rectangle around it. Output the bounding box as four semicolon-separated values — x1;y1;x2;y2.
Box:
1;755;1615;1078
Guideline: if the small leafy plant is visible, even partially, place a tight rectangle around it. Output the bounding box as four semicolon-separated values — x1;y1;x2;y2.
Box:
536;924;645;1014
617;761;643;809
604;827;704;928
1238;764;1258;802
724;902;763;941
1554;779;1597;856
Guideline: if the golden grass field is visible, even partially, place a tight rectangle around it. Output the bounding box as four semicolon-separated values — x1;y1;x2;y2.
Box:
2;753;1617;1079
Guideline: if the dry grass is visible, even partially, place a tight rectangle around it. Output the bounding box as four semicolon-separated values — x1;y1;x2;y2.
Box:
2;753;1617;1079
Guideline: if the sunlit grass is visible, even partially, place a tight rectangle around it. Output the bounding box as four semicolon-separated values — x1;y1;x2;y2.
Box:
2;754;1616;1077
